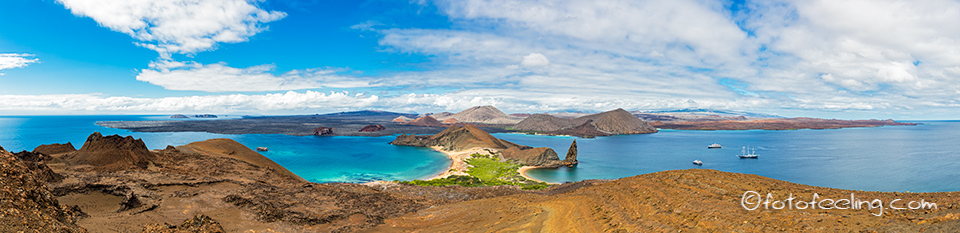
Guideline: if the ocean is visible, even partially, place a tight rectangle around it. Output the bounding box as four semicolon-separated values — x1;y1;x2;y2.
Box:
0;115;956;192
0;115;448;183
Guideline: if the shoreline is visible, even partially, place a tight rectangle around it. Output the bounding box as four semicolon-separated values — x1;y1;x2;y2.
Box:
518;166;560;185
419;147;560;185
419;146;478;180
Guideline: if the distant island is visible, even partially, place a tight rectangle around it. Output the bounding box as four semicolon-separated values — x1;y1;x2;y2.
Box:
97;106;918;137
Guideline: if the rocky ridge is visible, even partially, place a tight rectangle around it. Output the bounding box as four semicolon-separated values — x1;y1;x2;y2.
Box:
61;132;156;172
513;108;657;136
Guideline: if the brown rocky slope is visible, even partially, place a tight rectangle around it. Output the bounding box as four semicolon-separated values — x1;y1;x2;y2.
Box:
375;169;960;232
514;108;658;136
18;133;538;232
0;147;86;232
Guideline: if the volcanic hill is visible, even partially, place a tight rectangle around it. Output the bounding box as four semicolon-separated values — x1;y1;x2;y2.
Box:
434;105;524;125
60;132;156;172
513;108;658;136
391;124;572;167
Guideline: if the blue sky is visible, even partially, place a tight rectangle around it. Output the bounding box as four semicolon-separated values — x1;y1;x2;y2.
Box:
1;0;959;119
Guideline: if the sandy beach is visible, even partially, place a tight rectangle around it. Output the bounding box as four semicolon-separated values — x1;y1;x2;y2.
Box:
423;147;558;184
518;166;559;184
421;146;485;180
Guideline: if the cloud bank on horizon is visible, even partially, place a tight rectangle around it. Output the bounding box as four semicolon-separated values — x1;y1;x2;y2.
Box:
2;0;960;119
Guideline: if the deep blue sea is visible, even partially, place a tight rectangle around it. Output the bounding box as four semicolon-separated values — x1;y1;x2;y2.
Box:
0;115;957;192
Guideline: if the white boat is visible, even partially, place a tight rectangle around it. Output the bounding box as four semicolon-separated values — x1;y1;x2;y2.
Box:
708;143;721;149
692;160;703;165
737;146;758;158
256;147;268;152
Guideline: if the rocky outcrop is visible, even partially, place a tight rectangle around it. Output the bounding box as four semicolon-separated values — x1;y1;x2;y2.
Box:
562;140;577;167
435;106;524;124
501;147;561;167
359;124;386;132
392;124;563;167
404;115;445;127
141;214;225;233
13;151;64;183
33;142;77;155
61;132;156;172
513;108;658;136
170;114;189;118
313;127;334;136
0;148;86;232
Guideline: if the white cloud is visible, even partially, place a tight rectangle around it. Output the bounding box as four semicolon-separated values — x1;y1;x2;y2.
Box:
136;60;375;92
0;91;379;114
57;0;286;57
0;53;39;73
367;0;960;116
520;53;549;67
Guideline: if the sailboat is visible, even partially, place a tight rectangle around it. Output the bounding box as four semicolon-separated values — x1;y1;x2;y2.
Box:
737;146;758;159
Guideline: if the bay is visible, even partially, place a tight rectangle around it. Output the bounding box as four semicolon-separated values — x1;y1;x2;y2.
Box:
505;121;960;192
1;115;957;192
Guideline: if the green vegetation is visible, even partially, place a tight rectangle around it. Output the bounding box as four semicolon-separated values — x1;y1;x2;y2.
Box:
399;153;550;190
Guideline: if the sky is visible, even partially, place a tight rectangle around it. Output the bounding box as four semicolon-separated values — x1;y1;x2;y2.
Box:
1;0;960;119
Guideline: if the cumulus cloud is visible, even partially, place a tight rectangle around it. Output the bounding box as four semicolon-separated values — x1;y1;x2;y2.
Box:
0;91;379;114
365;0;960;116
42;0;960;117
136;60;375;92
520;53;549;67
0;53;39;73
57;0;286;57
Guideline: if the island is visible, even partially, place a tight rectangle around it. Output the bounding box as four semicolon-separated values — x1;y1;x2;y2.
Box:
1;133;957;232
97;106;918;138
390;124;577;188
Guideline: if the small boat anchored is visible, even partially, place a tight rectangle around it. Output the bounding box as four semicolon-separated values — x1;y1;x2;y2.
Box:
256;147;268;152
708;143;721;149
737;146;758;159
692;160;703;165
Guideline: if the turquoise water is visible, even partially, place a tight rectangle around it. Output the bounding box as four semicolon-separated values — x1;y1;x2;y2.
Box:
505;121;960;192
1;115;958;192
0;115;449;183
